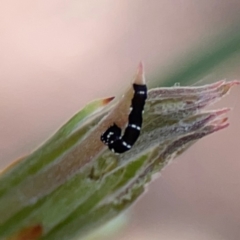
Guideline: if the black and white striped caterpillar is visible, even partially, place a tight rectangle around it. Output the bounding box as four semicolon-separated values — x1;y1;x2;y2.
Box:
100;83;147;154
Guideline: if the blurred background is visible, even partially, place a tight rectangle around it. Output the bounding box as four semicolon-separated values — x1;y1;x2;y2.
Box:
0;1;240;239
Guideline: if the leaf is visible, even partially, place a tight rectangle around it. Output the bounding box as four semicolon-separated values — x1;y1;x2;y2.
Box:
0;61;238;240
152;25;240;87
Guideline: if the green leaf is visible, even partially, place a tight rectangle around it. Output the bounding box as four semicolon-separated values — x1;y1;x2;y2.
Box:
152;25;240;87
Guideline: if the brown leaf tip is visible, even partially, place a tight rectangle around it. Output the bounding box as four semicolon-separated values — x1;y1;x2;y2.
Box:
102;96;115;105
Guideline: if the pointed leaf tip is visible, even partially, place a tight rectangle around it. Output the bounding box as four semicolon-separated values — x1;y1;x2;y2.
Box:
229;80;240;86
133;61;146;85
213;108;231;117
102;96;115;105
213;121;230;132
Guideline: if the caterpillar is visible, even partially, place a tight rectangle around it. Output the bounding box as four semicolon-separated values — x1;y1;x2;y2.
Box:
100;83;147;154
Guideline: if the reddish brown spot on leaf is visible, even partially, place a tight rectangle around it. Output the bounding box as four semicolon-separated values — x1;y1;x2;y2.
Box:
8;224;43;240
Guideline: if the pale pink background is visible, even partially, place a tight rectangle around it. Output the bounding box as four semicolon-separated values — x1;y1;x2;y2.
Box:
0;1;240;240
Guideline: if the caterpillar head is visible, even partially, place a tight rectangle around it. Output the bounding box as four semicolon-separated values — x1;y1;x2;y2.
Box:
100;123;121;145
